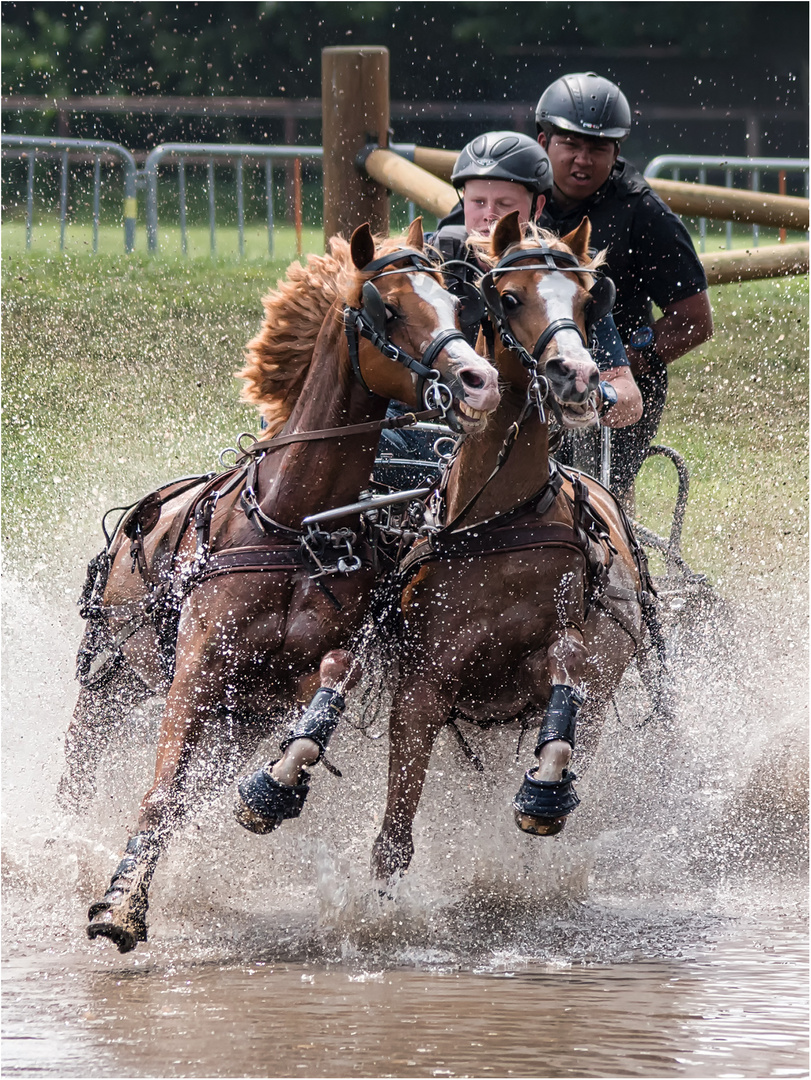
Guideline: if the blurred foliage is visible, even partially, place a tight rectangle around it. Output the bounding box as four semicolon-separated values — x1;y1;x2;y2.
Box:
2;1;807;98
3;3;806;161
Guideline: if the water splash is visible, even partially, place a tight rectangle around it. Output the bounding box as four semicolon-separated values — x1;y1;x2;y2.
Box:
2;565;806;972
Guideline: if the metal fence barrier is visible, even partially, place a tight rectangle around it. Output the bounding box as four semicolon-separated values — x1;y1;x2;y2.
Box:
644;155;810;250
4;135;809;259
141;142;323;256
1;134;138;252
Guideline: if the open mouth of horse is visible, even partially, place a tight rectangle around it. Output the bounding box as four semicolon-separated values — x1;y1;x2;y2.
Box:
543;354;600;430
452;399;490;431
555;395;600;429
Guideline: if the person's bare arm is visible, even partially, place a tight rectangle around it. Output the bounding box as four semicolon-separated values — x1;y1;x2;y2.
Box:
627;291;714;376
598;365;643;428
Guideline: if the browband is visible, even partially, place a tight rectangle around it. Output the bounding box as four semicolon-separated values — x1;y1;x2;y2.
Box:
489;245;593;275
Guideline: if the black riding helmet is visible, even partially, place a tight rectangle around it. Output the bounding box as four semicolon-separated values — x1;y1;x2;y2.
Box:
451;131;554;198
535;72;631;141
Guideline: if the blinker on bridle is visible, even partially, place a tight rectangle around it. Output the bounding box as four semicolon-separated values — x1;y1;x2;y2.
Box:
343;247;481;416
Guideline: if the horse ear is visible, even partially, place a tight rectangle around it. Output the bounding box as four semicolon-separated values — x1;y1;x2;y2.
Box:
560;217;592;262
491;211;522;258
350;223;376;270
406;216;424;251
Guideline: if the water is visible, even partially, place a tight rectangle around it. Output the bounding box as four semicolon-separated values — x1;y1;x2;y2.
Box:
2;571;808;1078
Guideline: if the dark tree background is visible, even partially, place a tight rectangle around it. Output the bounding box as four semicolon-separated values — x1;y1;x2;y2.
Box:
2;2;808;162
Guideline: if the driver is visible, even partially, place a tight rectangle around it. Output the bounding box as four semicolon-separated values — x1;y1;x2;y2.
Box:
534;72;714;495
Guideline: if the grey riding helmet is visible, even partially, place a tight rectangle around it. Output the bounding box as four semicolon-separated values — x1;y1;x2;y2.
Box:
535;72;631;141
451;131;553;197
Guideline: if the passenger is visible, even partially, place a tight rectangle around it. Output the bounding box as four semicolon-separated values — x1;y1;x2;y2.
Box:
376;131;641;481
534;72;714;495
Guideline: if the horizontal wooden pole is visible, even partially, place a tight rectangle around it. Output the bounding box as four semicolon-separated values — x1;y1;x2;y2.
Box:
650;178;809;229
362;149;809;283
412;146;457;183
364;148;458;219
408;146;809;230
699;242;809;284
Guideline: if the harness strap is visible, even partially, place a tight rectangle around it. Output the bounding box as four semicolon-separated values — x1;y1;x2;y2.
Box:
532;319;588;359
398;520;589;579
193;545;303;582
236;407;443;461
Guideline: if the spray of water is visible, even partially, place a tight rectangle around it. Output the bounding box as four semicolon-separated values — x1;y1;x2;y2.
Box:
2;547;806;972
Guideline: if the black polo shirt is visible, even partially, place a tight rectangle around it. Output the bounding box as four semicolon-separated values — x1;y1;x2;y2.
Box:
539;159;707;343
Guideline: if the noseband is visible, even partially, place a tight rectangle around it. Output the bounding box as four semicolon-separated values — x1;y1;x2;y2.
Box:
343;247;473;415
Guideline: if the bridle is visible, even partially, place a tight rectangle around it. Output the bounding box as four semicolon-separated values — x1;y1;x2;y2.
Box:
433;243;615;531
479;242;616;369
343;247;482;417
477;242;616;426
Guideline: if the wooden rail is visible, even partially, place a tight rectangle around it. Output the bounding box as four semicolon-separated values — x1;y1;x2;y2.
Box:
360;149;809;284
406;146;810;230
700;242;808;284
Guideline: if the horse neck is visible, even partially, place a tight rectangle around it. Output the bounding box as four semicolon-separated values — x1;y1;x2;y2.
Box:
445;386;551;529
259;309;388;525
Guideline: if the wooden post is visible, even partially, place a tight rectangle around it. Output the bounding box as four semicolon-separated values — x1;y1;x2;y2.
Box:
322;46;390;243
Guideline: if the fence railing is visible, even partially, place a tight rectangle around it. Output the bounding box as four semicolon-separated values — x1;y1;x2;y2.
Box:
1;134;139;252
142;142;324;255
4;135;809;259
643;155;810;249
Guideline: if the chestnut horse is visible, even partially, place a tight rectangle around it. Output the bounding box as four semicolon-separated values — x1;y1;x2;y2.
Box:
73;218;500;952
371;214;653;884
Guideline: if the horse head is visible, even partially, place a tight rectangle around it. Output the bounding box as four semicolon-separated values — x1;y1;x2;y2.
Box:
346;218;501;433
479;212;613;429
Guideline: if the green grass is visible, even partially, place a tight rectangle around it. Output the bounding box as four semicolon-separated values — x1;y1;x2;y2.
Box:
635;274;808;591
2;240;807;600
0;221;327;261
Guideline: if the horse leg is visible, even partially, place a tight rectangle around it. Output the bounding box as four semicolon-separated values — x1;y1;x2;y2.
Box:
57;667;153;814
233;649;361;834
86;640;231;952
513;629;589;836
371;679;450;886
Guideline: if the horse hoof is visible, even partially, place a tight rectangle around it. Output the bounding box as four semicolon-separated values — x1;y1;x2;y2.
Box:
234;764;310;834
512;768;580;837
514;811;568;836
86;903;146;953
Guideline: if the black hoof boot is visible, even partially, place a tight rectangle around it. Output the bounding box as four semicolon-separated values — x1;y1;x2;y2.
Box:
513;768;580;836
233;763;310;834
87;831;160;953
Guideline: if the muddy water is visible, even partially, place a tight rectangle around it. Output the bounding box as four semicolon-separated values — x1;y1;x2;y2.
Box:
2;575;808;1078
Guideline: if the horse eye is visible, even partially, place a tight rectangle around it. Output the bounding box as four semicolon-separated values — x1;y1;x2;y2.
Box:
502;293;521;312
384;304;399;322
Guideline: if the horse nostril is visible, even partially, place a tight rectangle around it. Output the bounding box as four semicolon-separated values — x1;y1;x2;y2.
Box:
545;357;568;383
459;368;485;390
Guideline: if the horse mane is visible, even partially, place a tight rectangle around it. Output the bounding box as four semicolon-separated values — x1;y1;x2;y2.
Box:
468;222;607;273
238;232;416;435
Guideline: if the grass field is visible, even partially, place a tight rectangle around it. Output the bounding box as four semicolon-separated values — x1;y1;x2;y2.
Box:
2;228;808;602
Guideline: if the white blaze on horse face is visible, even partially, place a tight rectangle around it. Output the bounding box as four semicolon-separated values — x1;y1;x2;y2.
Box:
411;273;463;351
535;272;597;392
411;272;500;417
